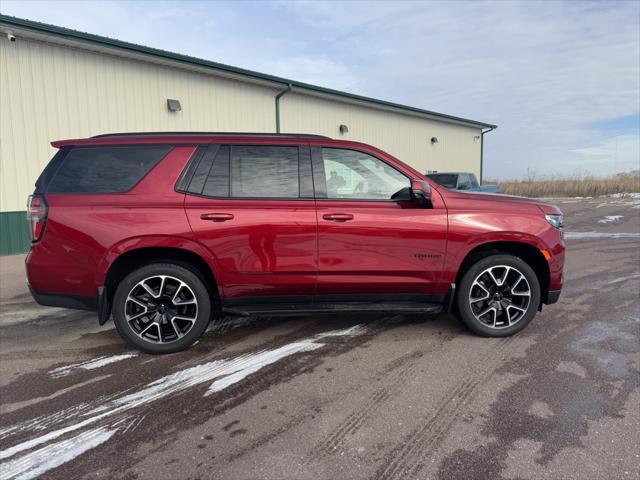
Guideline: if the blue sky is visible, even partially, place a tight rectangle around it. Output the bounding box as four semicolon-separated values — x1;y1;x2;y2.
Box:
2;0;639;179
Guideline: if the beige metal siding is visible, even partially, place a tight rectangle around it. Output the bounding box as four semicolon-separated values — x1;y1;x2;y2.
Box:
280;93;482;177
0;37;277;211
0;35;482;213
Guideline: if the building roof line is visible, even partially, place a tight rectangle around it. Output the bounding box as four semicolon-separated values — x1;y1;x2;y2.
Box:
0;14;497;129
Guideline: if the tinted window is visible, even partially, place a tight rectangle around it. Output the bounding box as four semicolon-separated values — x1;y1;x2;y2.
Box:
469;174;480;189
203;146;230;197
47;146;171;193
321;148;409;200
458;174;471;190
187;148;215;195
427;174;457;189
231;146;299;198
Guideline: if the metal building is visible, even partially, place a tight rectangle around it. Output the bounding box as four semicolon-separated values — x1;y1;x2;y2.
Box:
0;15;496;255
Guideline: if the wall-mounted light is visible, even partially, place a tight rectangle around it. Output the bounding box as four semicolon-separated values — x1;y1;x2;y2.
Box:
339;124;349;134
473;135;480;142
430;136;438;145
167;99;181;112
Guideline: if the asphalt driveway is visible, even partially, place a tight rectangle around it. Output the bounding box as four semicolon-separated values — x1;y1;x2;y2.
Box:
1;196;639;480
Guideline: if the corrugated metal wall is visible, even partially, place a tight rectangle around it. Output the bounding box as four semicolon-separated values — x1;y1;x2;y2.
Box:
0;34;482;255
281;93;481;176
0;37;278;213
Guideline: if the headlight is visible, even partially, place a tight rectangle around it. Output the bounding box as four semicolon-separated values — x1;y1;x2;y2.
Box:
545;214;564;230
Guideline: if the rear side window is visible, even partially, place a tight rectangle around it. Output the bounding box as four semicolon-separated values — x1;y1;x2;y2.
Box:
469;174;480;189
186;145;230;197
231;146;299;198
185;145;302;199
427;174;457;189
457;174;471;190
46;145;172;193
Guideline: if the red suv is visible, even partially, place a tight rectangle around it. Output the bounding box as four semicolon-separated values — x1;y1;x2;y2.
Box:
26;133;564;353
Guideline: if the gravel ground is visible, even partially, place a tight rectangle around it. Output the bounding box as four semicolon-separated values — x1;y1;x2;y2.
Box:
0;197;638;480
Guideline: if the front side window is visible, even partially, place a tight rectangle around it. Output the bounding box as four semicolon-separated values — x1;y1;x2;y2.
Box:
47;145;171;193
321;148;409;200
231;146;299;198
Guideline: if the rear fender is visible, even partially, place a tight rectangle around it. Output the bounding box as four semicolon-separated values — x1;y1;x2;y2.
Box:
96;235;224;294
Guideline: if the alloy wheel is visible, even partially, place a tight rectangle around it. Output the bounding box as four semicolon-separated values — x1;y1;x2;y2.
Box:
125;275;198;343
468;265;531;329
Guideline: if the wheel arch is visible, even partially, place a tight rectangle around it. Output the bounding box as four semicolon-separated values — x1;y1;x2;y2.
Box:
99;239;222;324
454;241;551;305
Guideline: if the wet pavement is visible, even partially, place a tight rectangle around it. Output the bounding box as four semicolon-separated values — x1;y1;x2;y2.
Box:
1;196;639;480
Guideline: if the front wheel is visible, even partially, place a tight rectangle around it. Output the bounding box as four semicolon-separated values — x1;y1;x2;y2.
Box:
456;254;541;337
113;263;212;354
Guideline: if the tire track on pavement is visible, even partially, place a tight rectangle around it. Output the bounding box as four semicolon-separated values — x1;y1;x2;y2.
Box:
309;334;455;461
311;361;416;460
374;336;517;480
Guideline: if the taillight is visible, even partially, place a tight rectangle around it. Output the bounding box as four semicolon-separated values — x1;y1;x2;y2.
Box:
27;195;47;242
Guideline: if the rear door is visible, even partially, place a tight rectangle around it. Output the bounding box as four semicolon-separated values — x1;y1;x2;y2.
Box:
312;146;448;299
183;143;317;301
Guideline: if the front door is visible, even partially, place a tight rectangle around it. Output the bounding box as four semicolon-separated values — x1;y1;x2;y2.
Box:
184;144;317;301
312;146;448;299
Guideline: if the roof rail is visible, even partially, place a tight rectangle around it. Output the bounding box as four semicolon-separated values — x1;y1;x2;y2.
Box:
91;132;331;140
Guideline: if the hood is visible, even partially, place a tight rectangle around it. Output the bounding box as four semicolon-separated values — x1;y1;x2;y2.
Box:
442;190;562;215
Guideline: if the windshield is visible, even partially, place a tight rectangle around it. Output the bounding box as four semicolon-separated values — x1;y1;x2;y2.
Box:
427;173;457;189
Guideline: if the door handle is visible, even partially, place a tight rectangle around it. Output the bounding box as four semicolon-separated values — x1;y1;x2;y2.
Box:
200;213;234;222
323;213;354;222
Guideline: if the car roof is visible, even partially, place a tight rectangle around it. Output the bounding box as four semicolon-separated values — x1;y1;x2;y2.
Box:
50;132;426;180
49;132;395;155
51;132;333;147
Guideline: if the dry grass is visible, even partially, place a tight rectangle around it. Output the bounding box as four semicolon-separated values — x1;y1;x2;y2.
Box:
496;171;640;198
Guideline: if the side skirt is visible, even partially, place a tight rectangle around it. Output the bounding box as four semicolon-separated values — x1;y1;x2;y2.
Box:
221;293;445;317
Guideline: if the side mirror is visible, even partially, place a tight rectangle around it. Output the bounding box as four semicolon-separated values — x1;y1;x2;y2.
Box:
411;179;432;207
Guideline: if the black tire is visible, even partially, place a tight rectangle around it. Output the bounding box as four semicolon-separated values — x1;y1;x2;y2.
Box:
456;254;541;337
113;263;212;354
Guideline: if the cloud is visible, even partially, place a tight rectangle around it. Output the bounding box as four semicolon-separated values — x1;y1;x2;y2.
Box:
569;134;639;172
1;0;639;178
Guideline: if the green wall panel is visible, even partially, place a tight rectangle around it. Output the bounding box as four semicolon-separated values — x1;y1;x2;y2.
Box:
0;211;30;256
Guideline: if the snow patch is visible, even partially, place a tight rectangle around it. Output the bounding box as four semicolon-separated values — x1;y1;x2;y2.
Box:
48;353;137;378
606;273;640;285
0;324;366;477
597;215;624;224
565;231;640;239
205;342;323;395
0;426;115;480
609;193;640;199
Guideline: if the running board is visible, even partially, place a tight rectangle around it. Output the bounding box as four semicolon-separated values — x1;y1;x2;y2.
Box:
222;302;443;317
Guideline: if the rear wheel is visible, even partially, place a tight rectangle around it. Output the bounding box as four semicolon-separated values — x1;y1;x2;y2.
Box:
113;263;212;353
456;254;540;337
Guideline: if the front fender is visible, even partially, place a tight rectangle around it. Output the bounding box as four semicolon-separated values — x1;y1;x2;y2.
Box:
442;230;552;285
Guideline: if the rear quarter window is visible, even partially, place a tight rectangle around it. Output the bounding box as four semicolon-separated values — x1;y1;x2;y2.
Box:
46;145;172;193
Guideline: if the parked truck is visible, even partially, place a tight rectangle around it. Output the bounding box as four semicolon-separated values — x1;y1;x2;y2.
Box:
426;172;500;193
